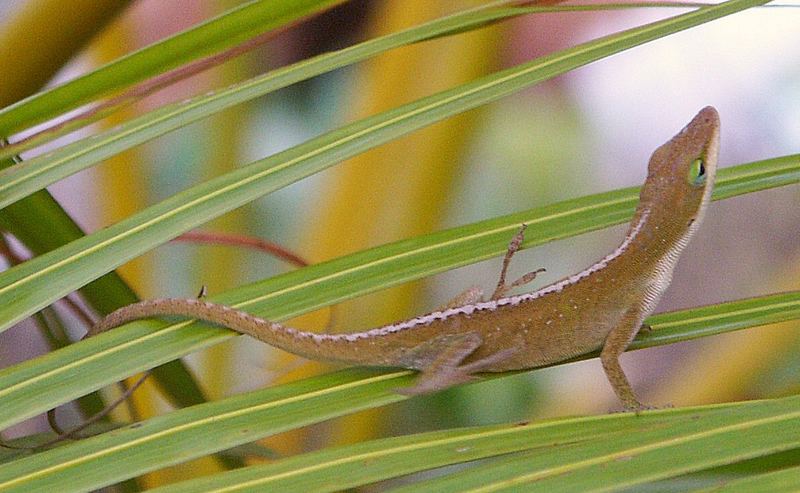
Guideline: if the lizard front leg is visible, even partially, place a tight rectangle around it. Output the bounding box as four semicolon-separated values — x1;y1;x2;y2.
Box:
600;306;650;411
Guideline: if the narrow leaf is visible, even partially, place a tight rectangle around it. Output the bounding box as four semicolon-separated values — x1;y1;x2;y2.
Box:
0;0;344;136
1;386;796;492
0;5;543;204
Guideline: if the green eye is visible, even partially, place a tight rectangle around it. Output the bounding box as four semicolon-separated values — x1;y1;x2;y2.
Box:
688;158;706;186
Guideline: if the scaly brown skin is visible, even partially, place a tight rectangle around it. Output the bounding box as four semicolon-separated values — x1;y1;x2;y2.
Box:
90;107;720;411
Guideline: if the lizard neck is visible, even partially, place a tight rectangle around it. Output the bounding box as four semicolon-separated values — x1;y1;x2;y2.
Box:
594;176;712;316
620;174;712;278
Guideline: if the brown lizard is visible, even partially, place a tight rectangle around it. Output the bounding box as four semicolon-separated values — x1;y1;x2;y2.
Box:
88;106;720;411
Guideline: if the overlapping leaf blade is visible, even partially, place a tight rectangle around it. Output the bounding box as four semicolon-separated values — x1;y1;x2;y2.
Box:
2;377;797;492
0;3;533;164
0;0;344;137
0;155;797;431
0;0;795;490
0;0;770;334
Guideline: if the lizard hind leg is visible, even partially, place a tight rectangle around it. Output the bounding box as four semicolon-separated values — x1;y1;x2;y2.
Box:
396;333;517;396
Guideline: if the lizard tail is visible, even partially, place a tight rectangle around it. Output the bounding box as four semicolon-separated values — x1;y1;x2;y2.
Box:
86;298;363;363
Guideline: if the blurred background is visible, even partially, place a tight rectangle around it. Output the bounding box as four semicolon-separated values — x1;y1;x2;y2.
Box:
0;0;798;483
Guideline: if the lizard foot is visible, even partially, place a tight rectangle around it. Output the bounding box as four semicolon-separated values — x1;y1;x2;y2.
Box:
613;401;661;414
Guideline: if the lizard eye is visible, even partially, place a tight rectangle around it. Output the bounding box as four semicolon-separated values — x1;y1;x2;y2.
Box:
688;158;706;186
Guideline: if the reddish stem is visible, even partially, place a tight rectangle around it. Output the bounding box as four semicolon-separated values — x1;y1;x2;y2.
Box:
175;230;308;267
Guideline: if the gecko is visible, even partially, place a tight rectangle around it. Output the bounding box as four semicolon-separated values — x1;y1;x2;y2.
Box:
88;107;720;411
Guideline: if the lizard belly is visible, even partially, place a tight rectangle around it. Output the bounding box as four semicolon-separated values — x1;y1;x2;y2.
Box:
453;305;619;372
474;324;611;372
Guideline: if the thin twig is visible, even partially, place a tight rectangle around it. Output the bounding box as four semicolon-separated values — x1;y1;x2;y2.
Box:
175;230;309;267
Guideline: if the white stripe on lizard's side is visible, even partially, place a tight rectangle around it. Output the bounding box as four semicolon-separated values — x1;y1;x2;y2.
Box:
320;209;652;342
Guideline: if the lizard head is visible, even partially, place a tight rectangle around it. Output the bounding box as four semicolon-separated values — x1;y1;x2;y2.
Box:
640;106;720;234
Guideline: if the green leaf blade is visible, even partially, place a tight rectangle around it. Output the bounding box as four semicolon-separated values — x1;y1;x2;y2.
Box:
390;398;800;493
0;5;539;164
0;0;344;136
2;389;797;493
0;370;408;493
